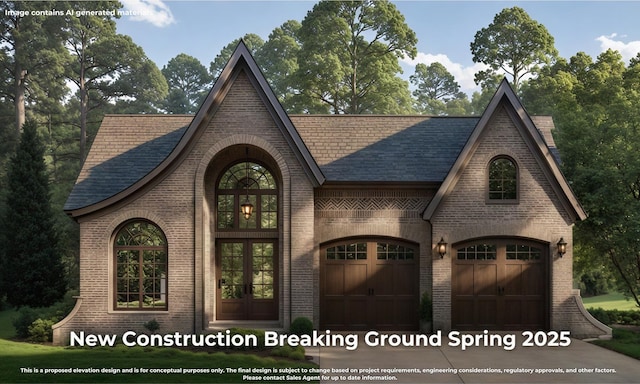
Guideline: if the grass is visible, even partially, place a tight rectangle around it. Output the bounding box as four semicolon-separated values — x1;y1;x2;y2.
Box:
0;338;318;383
0;308;317;383
582;292;639;311
591;328;640;360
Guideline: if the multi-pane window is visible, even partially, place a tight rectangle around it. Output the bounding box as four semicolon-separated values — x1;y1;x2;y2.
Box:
326;243;367;260
457;244;497;260
377;243;415;260
506;244;542;260
217;161;277;230
488;156;518;200
114;221;167;310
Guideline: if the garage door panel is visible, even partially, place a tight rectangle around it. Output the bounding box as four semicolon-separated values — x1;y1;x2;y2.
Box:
523;265;544;295
453;240;548;330
394;264;417;295
504;264;523;295
477;298;498;326
345;264;368;295
453;298;475;327
370;264;393;295
324;264;344;295
323;298;345;327
346;298;368;327
503;298;522;326
475;264;498;296
321;239;418;330
455;264;475;295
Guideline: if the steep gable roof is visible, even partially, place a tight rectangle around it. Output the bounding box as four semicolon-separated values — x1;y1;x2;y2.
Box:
65;41;324;219
422;79;587;222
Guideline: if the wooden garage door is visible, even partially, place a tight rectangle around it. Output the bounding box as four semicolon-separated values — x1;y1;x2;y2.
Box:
452;239;548;330
320;239;418;331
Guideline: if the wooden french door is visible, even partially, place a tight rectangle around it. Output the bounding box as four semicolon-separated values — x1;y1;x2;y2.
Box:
452;239;548;330
216;240;277;320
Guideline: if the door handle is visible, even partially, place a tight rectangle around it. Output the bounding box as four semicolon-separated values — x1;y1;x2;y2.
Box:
249;284;254;294
218;279;225;289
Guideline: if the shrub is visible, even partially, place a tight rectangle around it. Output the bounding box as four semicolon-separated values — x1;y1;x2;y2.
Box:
13;307;41;339
289;317;313;336
419;292;433;322
28;318;55;342
12;291;78;340
143;319;160;333
588;308;640;326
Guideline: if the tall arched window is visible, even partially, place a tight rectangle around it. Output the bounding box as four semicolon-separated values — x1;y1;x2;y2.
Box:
217;161;278;230
488;156;518;201
114;221;167;310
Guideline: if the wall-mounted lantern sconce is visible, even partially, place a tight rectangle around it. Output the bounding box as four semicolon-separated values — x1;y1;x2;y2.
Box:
557;237;567;257
437;237;447;258
240;147;254;220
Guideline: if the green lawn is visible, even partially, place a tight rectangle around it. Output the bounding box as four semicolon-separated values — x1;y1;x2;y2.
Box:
582;292;639;311
0;308;317;383
0;338;318;383
592;328;640;360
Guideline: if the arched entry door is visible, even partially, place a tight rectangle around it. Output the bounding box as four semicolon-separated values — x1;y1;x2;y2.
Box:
452;238;549;330
215;160;278;321
320;239;419;331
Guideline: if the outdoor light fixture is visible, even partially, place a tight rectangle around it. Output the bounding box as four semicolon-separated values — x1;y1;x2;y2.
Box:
557;237;567;257
240;148;254;220
437;237;447;258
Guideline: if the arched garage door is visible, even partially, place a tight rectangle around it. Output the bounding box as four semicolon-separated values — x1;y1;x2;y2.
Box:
452;238;549;330
320;239;419;331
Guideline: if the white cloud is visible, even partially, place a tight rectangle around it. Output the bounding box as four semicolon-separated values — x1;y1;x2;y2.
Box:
120;0;176;28
596;33;640;62
401;52;489;95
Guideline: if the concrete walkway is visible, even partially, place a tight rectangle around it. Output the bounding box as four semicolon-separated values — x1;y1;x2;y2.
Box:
312;333;640;383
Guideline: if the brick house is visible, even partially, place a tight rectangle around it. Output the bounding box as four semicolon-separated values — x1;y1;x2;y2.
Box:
53;42;609;344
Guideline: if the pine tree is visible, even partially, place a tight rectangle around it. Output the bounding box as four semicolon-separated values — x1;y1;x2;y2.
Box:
1;119;66;307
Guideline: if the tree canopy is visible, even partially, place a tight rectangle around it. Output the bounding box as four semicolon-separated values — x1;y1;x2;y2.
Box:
162;53;212;114
523;50;640;306
470;6;558;91
410;62;469;115
293;0;417;113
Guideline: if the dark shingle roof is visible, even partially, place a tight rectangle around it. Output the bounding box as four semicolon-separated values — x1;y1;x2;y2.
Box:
64;113;559;212
290;115;479;182
64;115;192;211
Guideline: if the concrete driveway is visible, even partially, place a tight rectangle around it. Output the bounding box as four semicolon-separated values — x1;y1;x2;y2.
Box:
311;333;640;383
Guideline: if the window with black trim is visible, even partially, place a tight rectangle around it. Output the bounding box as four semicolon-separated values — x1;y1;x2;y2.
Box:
488;156;518;201
114;221;167;310
217;161;277;230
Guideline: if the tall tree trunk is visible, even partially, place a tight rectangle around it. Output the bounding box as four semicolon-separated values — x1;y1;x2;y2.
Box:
14;66;26;133
79;34;88;161
79;75;87;161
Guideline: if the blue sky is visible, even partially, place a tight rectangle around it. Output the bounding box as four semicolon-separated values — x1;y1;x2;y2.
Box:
113;1;640;94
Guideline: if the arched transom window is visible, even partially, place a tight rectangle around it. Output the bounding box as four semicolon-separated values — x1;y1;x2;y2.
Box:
488;156;518;201
217;161;277;230
114;221;167;310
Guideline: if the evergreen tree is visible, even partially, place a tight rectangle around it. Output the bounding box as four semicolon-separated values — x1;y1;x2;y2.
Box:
1;119;66;307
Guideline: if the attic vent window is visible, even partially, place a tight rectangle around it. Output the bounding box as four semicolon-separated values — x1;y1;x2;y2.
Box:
488;156;518;201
